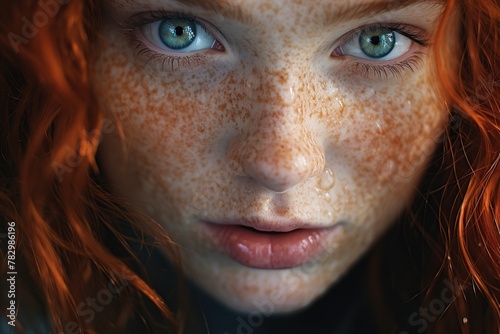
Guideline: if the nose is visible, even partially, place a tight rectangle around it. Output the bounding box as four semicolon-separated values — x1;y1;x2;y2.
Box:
228;72;325;193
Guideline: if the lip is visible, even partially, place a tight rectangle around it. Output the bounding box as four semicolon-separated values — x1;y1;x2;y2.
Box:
202;219;339;270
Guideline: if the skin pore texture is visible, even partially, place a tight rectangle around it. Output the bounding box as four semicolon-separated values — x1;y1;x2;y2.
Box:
93;0;453;313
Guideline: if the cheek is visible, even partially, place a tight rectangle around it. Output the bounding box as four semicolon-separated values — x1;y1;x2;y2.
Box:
332;75;446;218
92;40;222;174
362;93;442;179
93;40;268;236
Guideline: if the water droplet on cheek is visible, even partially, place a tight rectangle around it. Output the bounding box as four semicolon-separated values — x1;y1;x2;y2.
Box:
324;192;331;201
335;97;344;109
317;168;335;191
314;169;335;201
377;158;396;185
404;100;412;113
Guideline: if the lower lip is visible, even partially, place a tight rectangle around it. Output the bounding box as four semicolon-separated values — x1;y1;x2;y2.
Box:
203;223;335;269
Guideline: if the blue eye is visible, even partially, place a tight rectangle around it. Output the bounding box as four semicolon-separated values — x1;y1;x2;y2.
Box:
141;16;217;53
159;18;197;50
339;26;412;61
358;27;395;58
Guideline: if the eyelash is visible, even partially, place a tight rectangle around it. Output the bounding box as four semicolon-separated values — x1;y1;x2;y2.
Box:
123;10;222;71
123;12;429;78
334;23;429;79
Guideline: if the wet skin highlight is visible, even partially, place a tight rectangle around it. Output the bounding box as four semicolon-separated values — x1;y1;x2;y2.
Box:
93;0;456;313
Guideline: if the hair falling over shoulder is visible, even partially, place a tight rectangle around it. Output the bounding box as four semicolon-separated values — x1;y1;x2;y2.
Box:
429;0;499;332
0;0;498;333
378;0;499;332
377;0;499;332
0;0;184;333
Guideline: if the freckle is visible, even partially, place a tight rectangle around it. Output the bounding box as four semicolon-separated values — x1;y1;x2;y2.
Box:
275;206;290;217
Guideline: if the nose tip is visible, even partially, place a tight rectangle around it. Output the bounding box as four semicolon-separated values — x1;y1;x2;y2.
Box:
247;150;324;193
229;134;326;193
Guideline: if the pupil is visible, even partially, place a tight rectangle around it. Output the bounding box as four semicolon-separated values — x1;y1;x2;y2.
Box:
175;26;184;36
371;36;380;45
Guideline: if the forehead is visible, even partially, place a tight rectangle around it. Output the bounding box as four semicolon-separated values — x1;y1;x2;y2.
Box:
107;0;443;24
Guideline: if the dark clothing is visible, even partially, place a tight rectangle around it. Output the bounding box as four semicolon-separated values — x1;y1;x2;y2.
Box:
0;239;380;334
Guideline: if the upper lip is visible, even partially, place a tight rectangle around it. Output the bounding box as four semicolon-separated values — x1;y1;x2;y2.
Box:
204;216;329;233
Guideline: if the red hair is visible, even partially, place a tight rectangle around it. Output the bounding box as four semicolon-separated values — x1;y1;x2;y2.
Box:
434;0;499;331
1;0;184;332
0;0;498;333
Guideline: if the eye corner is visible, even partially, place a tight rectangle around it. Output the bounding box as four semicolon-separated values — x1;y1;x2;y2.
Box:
212;40;226;52
330;46;344;58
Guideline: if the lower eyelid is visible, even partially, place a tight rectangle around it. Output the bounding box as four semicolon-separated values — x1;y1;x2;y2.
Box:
350;52;426;79
126;34;211;72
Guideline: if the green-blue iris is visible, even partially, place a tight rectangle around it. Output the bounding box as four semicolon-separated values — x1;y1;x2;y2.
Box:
359;27;395;58
159;18;197;50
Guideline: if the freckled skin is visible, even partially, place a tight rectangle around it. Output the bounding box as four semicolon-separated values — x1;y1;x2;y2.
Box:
93;0;454;313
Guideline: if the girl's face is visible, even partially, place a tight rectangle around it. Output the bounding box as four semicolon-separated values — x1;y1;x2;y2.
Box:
94;0;454;313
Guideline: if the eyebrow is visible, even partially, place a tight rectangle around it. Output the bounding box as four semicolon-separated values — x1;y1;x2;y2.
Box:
170;0;248;23
170;0;443;24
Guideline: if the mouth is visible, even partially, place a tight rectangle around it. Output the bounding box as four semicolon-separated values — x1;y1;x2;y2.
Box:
202;219;340;270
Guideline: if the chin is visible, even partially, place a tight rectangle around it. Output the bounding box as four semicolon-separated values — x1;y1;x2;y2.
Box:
188;265;335;315
231;295;321;315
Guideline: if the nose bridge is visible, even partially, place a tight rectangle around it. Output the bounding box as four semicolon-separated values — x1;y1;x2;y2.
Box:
250;51;308;121
246;57;296;108
228;60;325;193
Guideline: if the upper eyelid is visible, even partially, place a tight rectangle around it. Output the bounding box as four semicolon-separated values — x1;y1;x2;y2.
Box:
333;23;429;50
